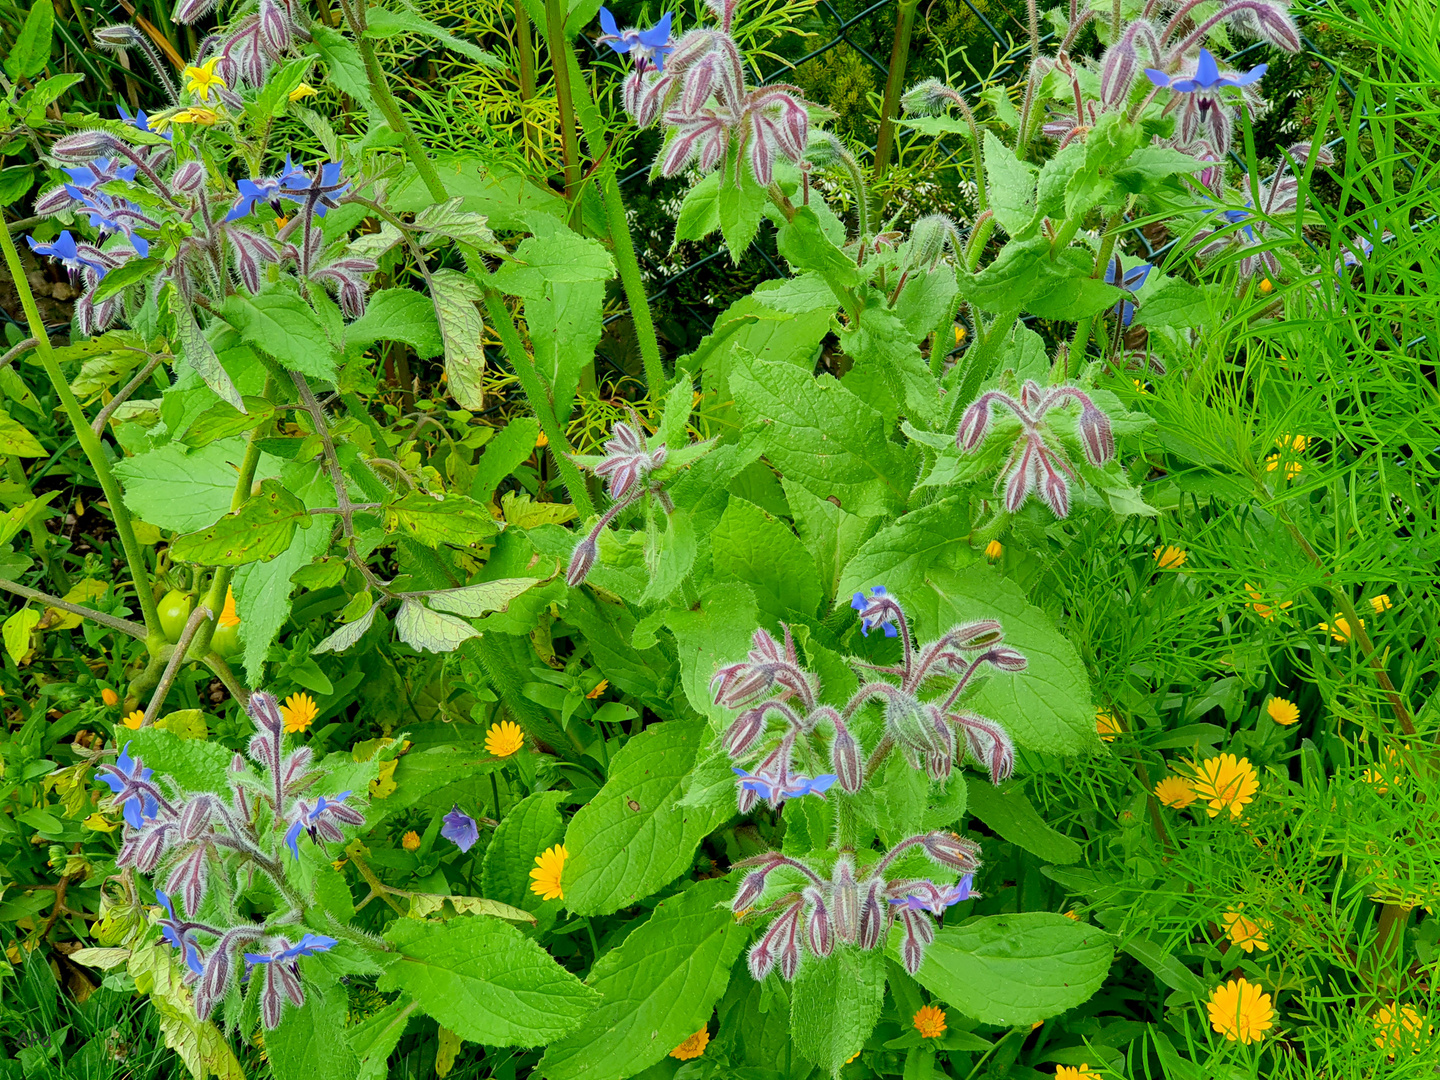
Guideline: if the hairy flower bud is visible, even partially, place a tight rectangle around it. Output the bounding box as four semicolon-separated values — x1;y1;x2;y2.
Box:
919;830;982;873
52;130;119;160
954;711;1015;783
956;393;999;451
33;185;73;216
901;77;959;116
749;902;802;980
857;879;887;950
1037;458;1071;518
982;646;1028;673
831;856;859;944
1077;405;1115;465
898;908;936;974
830;716;863;794
733;869;769;912
173;160;207;194
722;706;768;758
803;886;834;958
248;690;284;736
567;535;598;587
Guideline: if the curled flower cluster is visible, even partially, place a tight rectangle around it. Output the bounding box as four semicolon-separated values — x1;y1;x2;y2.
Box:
566;411;674;586
956;381;1116;519
96;691;364;1028
600;0;812;187
736;832;980;979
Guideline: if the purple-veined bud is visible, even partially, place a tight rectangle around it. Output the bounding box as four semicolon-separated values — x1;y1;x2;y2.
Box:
95;23;145;46
229;753;246;773
178;797;213;841
748;902;801;980
943;620;1003;651
722;707;768;758
697;125;726;173
737;782;760;815
194;942;233;1021
567;535;598;587
831;856;858;944
803;886;834;958
956;393;1000;451
1004;442;1039;514
172;160;206;194
682;53;719;113
775;903;803;979
166;845;210;915
924;750;951;782
919;830;982;873
1240;0;1302;51
898;908;936;975
33;185;73;216
773;97;809;162
247;732;278;772
52;129;119;160
733;869;769;912
1077;405;1115;465
748;116;777;186
1099;40;1139;110
174;0;222;22
857;879;887;950
248;690;284;736
1037;456;1072;518
117;821;173;873
954;712;1015;783
258;0;292;55
703;0;739;32
830;716;862;794
983;645;1028;673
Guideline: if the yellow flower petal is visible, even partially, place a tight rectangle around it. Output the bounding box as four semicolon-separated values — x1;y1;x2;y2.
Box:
669;1028;709;1060
1266;696;1299;726
1207;978;1274;1044
485;720;525;758
529;844;568;901
912;1004;947;1039
281;692;318;733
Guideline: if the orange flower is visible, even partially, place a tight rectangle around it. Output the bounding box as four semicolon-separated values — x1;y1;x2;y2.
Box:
1207;978;1274;1043
1189;754;1259;818
1319;615;1363;642
1095;709;1123;743
1245;583;1292;620
101;688;119;707
485;720;525;758
585;679;609;700
912;1004;947;1039
1266;697;1299;726
401;830;420;852
1056;1067;1099;1079
281;692;318;733
1221;908;1271;953
1369;594;1393;613
985;539;1003;560
218;586;240;627
670;1028;709;1061
530;844;568;901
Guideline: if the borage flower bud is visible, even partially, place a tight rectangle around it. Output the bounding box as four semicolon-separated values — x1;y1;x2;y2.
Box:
943;619;1003;651
748;902;802;980
721;706;768;758
1077;405;1115;465
898;908;936;975
733;869;769;912
165;845;209;915
248;690;285;736
953;712;1015;783
831;856;859;944
919;830;982;873
803;886;834;958
173;160;207;194
567;535;598;587
1037;458;1071;518
830;715;863;794
52;129;119;160
178;796;213;841
983;645;1028;673
857;879;887;950
33;185;73;215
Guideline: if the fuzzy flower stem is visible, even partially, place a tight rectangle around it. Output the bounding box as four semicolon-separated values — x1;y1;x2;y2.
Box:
863;734;895;780
104;139;178;205
841;681;905;723
0;578;147;639
142;604;214;726
0;224;164;642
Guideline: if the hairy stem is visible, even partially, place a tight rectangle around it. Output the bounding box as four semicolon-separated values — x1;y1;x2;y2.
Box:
0;578;148;639
543;0;582;198
142;604;213;726
873;0;921;196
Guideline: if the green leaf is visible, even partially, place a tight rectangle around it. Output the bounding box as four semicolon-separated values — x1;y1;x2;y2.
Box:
660;582;760;731
717;169;768;263
638;505;698;605
965;779;1081;864
268;978;358;1080
378;917;599;1046
782;479;880;605
563;720;731;915
0;409;44;456
430;268;487;410
394;599;481;653
538;879;750;1080
836;495;970;603
776;206;859;293
175;300;244;410
388;157;565;234
221;290;340;381
482;789;567;911
181;397;276;448
674;172;720;245
312;600;380;655
411;197;500;251
115;440;260;532
527;278;604;422
1112;145;1208;193
913;566;1098;756
127;941;246;1080
347;289;443;358
91;256;163;303
233;460;334;684
385;491;497;547
0;493;58;548
169;479;312;566
124;727;234;791
469;417;539;501
362;6;502;66
5;1;54;79
1025;249;1128;321
348;998;417;1080
491;231;614;297
790;947;887;1073
424;577;540;617
1133;276;1215;332
899;912;1112;1026
983;132;1037;237
711;496;822;618
839;306;939;428
308;24;377;111
729;353;912;516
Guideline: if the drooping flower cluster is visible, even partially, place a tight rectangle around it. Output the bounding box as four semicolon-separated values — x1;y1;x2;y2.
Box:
170;0;309;90
956;381;1116;519
566;411;674;586
735;831;980;979
96;691;364;1028
600;0;812;186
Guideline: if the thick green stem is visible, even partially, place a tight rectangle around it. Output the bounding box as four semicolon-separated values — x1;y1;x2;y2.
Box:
0;224;163;643
516;0;537;160
560;45;667;393
544;0;582;199
872;0;920;197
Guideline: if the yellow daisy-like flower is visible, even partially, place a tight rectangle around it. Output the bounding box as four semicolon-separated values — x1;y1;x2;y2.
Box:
1095;709;1123;743
219;586;240;627
1189;753;1259;819
281;692;318;733
183;58;227;102
1319;615;1363;642
669;1028;710;1061
953;323;968;347
1373;1003;1433;1054
1265;453;1302;479
288;82;317;102
985;539;1004;560
485;720;525;758
1207;978;1274;1044
1062;909;1081;921
844;1050;861;1065
401;830;420;852
1056;1066;1098;1079
1266;697;1300;726
1369;594;1393;613
101;688;119;706
585;679;609;700
121;709;145;730
1278;433;1307;452
912;1004;947;1039
535;429;549;448
1244;583;1292;621
530;844;568;901
1221;908;1271;953
1153;775;1197;809
159;107;220;128
1258;278;1274;295
1153;545;1187;569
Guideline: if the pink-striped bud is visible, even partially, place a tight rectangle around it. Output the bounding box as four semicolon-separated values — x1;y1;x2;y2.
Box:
747;117;776;186
178;796;214;841
803;887;834;957
681;53;719;113
33;185;72;215
166;845;210;915
247;690;284;736
956;396;995;451
567;535;598;586
1037;458;1072;519
52;129;118;160
1244;0;1302;51
831;856;859;944
733;869;769;912
955;712;1015;783
919;830;982;873
898;908;935;974
749;902;802;980
1077;404;1115;465
173;160;207;194
722;707;768;758
1099;41;1140;110
830;716;862;794
857;879;887;950
983;646;1028;673
1003;446;1037;513
258;0;291;55
696;126;726;173
943;620;1003;650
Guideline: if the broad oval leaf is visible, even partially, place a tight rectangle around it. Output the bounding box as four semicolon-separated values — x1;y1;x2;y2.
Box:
394;599;480;653
424;577;540;618
169;478;312;566
313;601;380;655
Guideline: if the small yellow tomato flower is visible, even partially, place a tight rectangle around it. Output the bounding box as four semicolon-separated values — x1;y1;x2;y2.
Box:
218;586;240;627
164;107;220;127
913;1005;947;1039
536;430;550;448
1244;583;1292;620
184;58;227;102
401;830;421;852
953;323;968;347
669;1028;709;1061
1266;697;1300;726
288;82;317;102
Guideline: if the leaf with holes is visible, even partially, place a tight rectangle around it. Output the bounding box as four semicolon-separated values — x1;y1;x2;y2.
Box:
169;479;312;566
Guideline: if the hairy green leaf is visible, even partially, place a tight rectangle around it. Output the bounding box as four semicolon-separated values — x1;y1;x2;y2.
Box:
169;479;312;566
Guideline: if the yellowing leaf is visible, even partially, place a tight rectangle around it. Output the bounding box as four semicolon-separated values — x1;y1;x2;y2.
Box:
407;893;536;924
83;812;122;832
127;939;246;1080
3;607;40;665
435;1027;462;1079
47;578;108;630
500;491;577;528
370;756;399;799
155;709;209;740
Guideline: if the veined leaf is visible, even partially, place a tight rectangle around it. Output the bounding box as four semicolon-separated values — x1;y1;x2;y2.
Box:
791;946;887;1073
268;978;357;1080
378;917;600;1046
406;893;536;923
169;479;312;566
423;577;540;618
431;269;487;410
0;409;44;456
313;600;380;654
966;779;1082;864
221;289;339;381
394;599;480;653
482;790;567;911
180;397;276;448
386;491;497;547
362;6;502;67
127;939;246;1080
491;230;614;297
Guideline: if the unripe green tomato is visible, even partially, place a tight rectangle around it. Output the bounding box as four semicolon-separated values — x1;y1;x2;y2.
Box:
158;590;194;643
211;620;242;659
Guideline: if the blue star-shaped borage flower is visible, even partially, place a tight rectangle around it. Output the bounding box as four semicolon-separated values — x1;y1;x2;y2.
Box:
732;767;837;803
1104;258;1152;327
155;890;205;975
243;933;337;965
851;585;899;638
27;231;112;281
890;874;975;914
598;8;674;71
1144;47;1266;94
96;741;160;828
